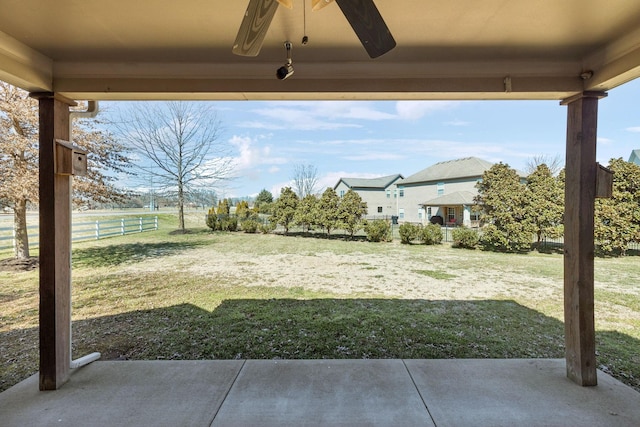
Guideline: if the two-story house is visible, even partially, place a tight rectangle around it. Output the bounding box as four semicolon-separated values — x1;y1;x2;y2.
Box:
333;174;404;218
397;157;494;226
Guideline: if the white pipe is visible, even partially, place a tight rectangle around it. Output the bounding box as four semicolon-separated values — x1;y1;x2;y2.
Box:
68;100;99;144
70;352;101;369
69;100;101;369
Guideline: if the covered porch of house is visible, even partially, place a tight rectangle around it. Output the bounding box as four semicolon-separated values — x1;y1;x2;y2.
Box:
1;1;640;424
422;191;480;228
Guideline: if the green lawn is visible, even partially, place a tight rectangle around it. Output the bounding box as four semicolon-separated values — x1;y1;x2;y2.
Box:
1;213;638;393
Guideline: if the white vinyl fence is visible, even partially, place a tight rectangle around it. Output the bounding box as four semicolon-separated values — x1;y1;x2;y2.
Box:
0;216;158;252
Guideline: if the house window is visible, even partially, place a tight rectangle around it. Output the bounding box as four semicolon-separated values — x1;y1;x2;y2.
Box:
399;208;405;219
427;207;432;219
470;210;480;221
386;190;390;198
393;189;397;198
377;206;383;213
437;182;445;196
399;188;404;197
339;190;345;198
447;207;456;223
418;209;423;219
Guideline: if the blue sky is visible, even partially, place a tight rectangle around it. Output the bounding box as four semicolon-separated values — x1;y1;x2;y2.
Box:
108;78;640;199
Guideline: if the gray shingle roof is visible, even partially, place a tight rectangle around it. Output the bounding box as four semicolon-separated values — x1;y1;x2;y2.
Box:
335;174;403;190
400;157;494;185
422;191;476;206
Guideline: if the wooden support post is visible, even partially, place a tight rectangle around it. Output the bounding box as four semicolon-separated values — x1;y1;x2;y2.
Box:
31;92;76;390
561;91;606;386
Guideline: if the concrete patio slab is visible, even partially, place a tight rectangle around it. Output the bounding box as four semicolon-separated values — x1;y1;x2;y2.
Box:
405;358;640;427
1;359;639;426
211;359;433;427
0;360;244;427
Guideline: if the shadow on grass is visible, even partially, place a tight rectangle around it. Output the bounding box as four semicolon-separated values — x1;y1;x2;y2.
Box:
280;231;369;242
535;242;565;255
72;241;207;268
3;299;638;393
536;242;640;257
74;299;566;360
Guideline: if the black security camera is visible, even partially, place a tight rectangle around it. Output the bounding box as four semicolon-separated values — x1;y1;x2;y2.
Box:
277;41;294;80
277;63;294;80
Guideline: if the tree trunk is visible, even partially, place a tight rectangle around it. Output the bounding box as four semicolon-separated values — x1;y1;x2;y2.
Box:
13;197;30;259
177;180;185;231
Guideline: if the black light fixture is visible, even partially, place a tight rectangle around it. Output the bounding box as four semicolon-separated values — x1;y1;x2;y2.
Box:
276;41;294;80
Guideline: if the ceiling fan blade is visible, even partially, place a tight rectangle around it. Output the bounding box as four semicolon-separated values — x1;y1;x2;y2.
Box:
232;0;280;57
312;0;335;11
277;0;294;8
334;0;396;58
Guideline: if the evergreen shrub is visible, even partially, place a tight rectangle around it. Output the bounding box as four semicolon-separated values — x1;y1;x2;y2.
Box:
364;219;392;242
205;209;217;230
260;221;276;234
452;227;479;249
241;219;259;233
399;223;420;244
479;224;530;253
422;223;443;245
218;215;238;232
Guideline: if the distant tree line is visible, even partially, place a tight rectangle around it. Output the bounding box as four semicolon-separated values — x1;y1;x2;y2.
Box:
269;187;367;237
204;158;640;257
205;186;371;238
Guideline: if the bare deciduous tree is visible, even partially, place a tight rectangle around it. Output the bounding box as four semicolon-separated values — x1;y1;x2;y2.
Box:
525;154;563;176
292;163;320;198
117;101;233;231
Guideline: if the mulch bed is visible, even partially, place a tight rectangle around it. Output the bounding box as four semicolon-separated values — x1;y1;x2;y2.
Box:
0;257;39;272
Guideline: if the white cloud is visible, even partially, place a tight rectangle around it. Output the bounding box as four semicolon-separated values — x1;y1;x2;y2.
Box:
395;101;459;120
597;137;614;144
269;180;294;197
268;166;281;174
626;126;640;132
444;119;471;127
229;135;288;171
243;101;396;131
320;101;396;121
343;152;406;161
244;103;365;131
238;100;462;131
236;121;286;130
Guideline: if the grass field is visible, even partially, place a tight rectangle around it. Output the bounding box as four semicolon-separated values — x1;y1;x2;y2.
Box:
1;212;638;393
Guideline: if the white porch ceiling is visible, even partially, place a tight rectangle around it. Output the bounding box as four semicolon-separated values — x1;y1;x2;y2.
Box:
1;0;640;100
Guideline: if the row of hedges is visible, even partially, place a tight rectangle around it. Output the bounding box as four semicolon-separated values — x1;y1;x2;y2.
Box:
398;223;481;250
206;211;396;243
207;209;485;250
206;214;275;234
207;211;485;250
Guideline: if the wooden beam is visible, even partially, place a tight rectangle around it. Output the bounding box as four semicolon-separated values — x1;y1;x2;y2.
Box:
561;90;607;386
31;92;75;390
0;30;52;92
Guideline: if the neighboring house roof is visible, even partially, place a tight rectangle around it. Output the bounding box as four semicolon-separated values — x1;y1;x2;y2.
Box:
422;191;476;206
334;174;403;190
400;157;494;185
629;149;640;165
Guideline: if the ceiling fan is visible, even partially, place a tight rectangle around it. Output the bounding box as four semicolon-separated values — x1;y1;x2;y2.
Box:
232;0;396;59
